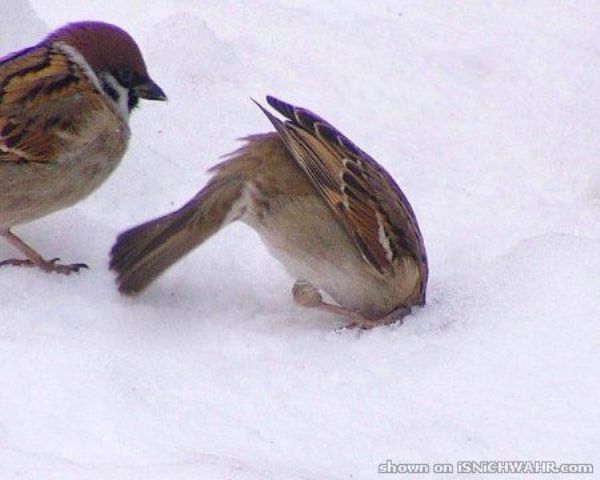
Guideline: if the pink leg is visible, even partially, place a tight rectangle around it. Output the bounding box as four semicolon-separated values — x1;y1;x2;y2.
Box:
292;280;410;329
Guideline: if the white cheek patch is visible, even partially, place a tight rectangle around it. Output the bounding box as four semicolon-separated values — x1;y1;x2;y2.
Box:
56;42;130;123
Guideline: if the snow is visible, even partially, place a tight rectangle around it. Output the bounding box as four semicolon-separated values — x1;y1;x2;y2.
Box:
1;1;599;478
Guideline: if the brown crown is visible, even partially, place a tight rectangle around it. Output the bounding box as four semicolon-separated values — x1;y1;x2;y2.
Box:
45;21;149;79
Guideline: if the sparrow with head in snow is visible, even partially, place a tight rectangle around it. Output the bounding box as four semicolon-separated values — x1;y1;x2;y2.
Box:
110;96;428;329
0;21;166;274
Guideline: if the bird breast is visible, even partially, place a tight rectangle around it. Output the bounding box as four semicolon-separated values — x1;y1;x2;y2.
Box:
0;107;130;228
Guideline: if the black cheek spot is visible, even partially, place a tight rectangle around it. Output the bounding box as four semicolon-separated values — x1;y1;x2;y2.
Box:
101;79;119;103
128;91;139;112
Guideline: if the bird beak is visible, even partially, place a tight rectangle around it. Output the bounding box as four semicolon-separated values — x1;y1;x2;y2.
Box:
134;79;167;101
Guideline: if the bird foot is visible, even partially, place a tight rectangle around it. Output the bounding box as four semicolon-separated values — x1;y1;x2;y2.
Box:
0;256;88;274
337;306;411;331
344;314;403;330
292;280;411;330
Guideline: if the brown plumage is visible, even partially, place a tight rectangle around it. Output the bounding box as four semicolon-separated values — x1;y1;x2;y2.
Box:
0;21;166;274
111;96;427;328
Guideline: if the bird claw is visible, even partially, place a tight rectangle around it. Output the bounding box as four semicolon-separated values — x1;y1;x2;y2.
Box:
0;258;34;268
338;308;408;332
0;256;89;274
50;261;89;274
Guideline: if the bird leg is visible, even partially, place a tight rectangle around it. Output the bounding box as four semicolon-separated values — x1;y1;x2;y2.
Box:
292;280;409;329
0;229;88;274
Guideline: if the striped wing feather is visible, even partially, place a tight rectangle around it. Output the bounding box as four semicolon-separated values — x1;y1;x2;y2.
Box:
258;95;427;277
0;44;105;163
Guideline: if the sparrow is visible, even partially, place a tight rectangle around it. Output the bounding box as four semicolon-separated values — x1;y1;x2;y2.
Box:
110;96;428;328
0;21;166;274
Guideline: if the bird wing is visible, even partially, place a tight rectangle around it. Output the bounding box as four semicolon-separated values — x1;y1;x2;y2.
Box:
256;95;427;279
0;44;108;163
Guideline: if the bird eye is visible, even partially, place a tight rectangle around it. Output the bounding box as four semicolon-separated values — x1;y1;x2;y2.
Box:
117;66;135;86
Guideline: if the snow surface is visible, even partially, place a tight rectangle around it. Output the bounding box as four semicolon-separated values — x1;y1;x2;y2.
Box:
1;1;599;478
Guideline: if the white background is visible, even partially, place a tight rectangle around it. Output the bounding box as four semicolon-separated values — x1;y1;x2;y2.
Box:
1;1;599;478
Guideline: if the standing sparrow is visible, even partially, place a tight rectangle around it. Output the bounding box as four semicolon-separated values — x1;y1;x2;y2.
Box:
110;96;428;328
0;21;166;274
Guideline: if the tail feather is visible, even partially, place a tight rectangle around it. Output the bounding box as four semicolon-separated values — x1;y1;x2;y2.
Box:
110;176;244;294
